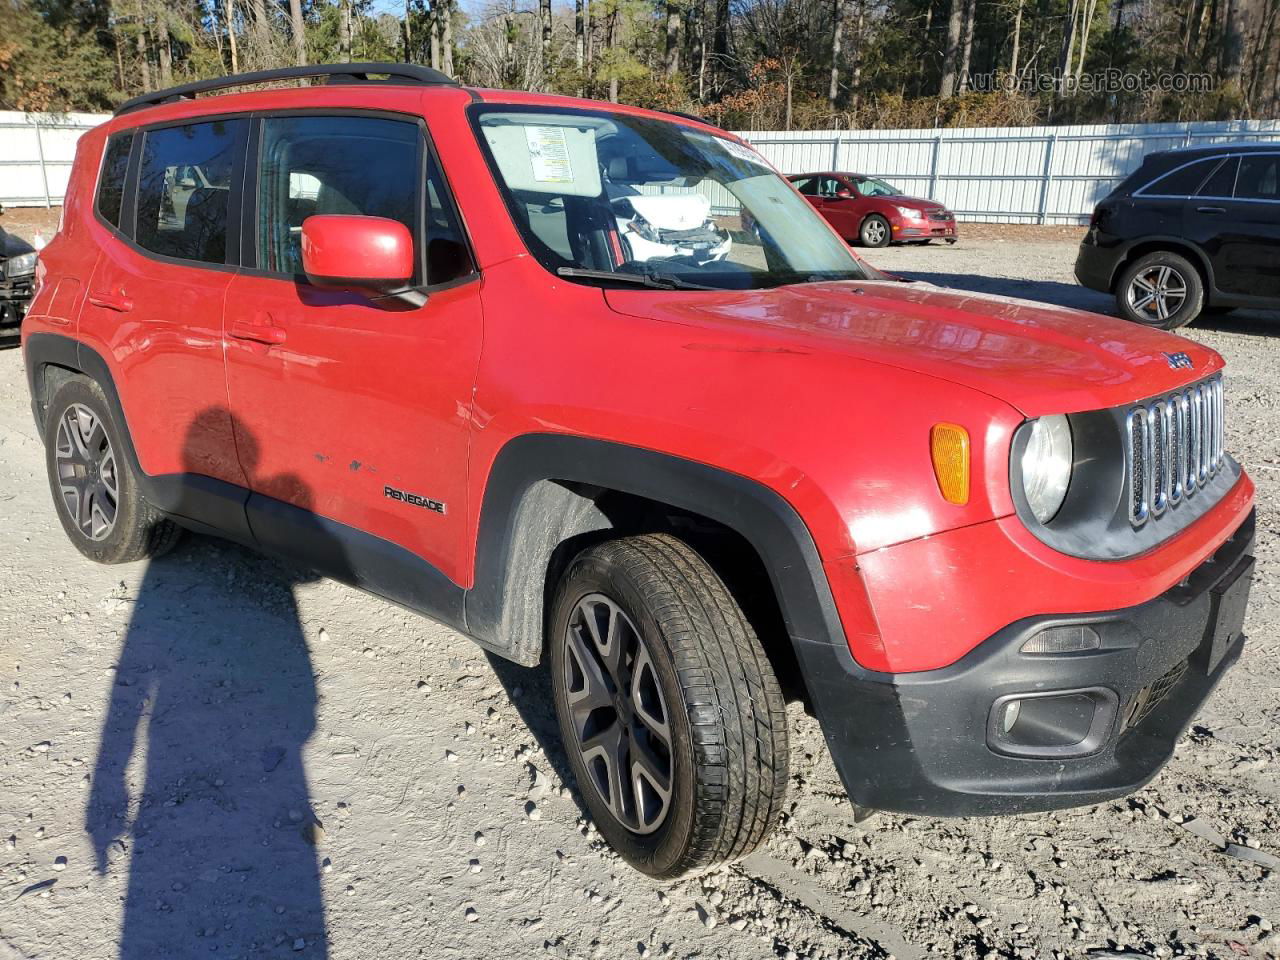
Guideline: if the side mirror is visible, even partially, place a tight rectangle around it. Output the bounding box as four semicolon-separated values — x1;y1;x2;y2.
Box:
835;187;853;199
301;215;414;294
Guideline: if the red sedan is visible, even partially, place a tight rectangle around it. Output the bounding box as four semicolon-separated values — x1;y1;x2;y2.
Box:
789;172;959;248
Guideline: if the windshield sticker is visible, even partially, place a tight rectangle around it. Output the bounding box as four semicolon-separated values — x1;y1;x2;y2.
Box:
525;125;574;183
718;138;772;172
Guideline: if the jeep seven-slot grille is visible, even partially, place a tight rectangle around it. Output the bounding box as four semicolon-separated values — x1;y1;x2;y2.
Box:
1125;376;1225;527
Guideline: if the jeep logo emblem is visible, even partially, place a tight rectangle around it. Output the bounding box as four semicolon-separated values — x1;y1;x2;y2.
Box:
1163;351;1193;370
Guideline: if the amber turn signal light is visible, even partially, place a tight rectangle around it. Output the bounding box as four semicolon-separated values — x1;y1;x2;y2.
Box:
930;423;971;505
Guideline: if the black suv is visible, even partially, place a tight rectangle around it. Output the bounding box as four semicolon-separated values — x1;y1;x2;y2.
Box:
1075;142;1280;329
0;205;38;328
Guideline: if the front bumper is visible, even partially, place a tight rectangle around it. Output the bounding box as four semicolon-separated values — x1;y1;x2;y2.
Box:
797;509;1255;815
0;277;33;324
894;215;958;241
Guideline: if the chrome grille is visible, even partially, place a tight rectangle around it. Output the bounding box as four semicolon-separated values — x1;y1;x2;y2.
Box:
1126;376;1225;527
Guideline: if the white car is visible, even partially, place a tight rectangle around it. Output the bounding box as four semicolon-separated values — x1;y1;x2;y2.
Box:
608;190;731;264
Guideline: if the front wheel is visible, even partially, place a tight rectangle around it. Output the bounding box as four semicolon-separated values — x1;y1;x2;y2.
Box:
1116;251;1204;329
549;534;788;878
859;214;891;248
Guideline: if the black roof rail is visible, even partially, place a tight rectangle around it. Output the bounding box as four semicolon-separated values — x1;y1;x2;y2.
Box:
662;110;723;130
114;62;457;117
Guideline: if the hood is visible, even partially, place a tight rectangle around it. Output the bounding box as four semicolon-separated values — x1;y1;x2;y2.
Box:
604;279;1223;417
887;195;947;212
628;194;712;230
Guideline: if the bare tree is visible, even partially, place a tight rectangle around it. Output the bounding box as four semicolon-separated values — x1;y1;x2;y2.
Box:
938;0;964;96
1074;0;1099;82
1221;0;1250;88
829;0;849;105
289;0;305;65
665;0;681;75
1008;0;1022;82
957;0;975;92
442;0;454;74
340;0;352;62
1056;0;1080;91
541;0;552;62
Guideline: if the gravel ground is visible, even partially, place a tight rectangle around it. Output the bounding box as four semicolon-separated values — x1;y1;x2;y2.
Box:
1;231;1278;960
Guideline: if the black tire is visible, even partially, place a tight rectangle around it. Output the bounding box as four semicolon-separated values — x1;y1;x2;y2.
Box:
44;376;182;564
859;214;891;248
549;533;788;878
1115;251;1204;330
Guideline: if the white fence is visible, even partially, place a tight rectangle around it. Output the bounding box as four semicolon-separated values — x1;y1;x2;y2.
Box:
740;119;1280;224
0;111;110;208
3;111;1279;224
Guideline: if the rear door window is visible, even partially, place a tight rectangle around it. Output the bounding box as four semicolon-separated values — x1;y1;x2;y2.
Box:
1235;155;1280;201
135;119;247;264
1197;157;1239;198
96;132;134;229
1141;158;1219;197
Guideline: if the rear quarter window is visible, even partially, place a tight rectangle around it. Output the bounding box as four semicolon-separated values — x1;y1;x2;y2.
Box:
96;132;134;228
1139;158;1219;197
135;119;246;265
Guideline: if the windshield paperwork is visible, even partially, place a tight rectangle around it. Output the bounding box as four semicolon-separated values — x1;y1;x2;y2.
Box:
474;106;870;290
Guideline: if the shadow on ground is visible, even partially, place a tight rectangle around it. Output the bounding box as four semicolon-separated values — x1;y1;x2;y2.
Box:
85;411;330;959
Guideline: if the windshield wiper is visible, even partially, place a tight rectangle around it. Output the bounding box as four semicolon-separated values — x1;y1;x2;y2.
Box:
556;267;715;291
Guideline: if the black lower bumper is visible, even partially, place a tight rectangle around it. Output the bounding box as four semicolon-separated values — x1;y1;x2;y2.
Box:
798;509;1255;816
1073;238;1118;294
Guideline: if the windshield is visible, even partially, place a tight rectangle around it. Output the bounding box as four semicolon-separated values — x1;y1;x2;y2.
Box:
472;106;869;290
853;177;900;197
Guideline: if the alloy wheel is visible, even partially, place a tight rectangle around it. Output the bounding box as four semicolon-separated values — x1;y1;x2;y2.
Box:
863;219;887;245
1127;265;1187;323
55;403;118;541
562;593;674;835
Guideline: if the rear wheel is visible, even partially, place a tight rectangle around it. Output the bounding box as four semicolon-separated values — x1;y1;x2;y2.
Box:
859;214;891;248
1116;251;1204;329
549;533;788;878
44;377;181;564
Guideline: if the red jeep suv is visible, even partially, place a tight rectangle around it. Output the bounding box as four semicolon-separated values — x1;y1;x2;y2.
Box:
23;64;1256;879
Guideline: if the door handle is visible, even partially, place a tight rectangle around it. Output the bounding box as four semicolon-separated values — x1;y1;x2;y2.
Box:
229;321;287;345
87;290;133;312
1196;205;1226;214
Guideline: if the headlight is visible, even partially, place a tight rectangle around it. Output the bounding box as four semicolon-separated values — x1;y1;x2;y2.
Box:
894;205;923;219
6;252;36;278
626;217;662;243
1020;414;1073;523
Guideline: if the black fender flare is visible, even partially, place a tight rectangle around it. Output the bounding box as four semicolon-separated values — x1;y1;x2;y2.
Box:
1110;235;1217;294
24;331;254;541
463;434;851;662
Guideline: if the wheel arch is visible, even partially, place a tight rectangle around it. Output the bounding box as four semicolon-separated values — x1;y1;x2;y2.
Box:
25;334;140;462
464;434;851;679
1111;238;1215;296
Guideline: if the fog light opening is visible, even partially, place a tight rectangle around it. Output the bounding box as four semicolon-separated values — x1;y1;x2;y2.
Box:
988;688;1118;759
